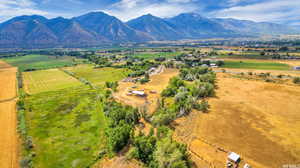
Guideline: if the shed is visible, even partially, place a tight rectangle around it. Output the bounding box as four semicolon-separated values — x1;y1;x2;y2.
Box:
132;90;146;97
228;152;240;163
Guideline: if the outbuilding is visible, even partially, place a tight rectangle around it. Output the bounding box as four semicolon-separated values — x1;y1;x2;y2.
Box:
132;90;146;97
294;66;300;70
228;152;240;163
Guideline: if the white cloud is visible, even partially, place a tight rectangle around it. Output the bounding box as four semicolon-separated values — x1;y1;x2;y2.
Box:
0;0;50;22
104;0;199;21
213;0;300;23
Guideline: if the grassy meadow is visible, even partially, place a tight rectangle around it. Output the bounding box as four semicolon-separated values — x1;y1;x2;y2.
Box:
2;55;74;71
222;60;291;70
23;87;107;168
22;69;82;94
63;65;131;85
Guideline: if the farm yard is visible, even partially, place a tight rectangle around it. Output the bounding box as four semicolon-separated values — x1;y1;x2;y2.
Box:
3;54;74;71
174;72;300;168
22;69;82;94
114;68;179;114
63;65;131;85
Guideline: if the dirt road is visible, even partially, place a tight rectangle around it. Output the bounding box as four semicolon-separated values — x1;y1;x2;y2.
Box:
0;61;19;168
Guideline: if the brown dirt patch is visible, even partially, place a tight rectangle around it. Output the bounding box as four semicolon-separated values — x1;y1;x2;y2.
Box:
114;68;179;114
0;60;12;69
174;73;300;168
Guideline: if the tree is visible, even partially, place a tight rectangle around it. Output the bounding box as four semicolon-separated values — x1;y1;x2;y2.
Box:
293;77;300;84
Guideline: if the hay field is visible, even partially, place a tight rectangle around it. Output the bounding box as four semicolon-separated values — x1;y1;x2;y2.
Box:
23;69;82;94
114;68;178;114
0;101;19;168
174;73;300;168
0;67;17;101
0;61;19;168
63;65;131;85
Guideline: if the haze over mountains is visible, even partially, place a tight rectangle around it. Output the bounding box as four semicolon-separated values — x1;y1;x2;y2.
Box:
0;11;299;48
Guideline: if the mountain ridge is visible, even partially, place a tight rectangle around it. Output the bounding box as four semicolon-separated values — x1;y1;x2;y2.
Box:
0;11;299;48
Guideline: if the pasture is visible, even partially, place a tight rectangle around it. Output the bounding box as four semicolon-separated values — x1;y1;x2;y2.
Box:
22;69;82;94
2;54;74;71
24;87;107;168
63;65;131;85
222;59;290;70
174;73;300;168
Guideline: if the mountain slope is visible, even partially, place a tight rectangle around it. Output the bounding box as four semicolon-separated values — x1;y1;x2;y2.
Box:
213;18;300;35
167;13;237;38
127;14;182;40
73;12;153;42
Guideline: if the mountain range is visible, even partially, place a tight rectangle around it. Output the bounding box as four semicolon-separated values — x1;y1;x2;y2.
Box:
0;12;299;48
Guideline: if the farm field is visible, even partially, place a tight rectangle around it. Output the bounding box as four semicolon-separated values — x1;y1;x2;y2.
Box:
174;73;300;168
0;60;12;69
23;69;82;94
2;54;74;71
114;68;179;114
222;59;291;70
0;67;17;101
0;62;19;168
23;87;107;168
63;65;131;85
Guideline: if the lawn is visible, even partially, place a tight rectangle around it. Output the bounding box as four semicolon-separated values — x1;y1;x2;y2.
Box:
2;54;74;71
222;60;291;70
24;87;107;168
63;65;131;85
129;52;181;59
23;69;82;94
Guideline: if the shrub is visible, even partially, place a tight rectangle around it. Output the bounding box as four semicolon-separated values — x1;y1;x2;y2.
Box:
293;77;300;84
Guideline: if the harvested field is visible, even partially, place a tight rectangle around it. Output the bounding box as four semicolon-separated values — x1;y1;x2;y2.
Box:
0;62;19;168
0;60;12;69
0;101;19;168
22;69;82;94
174;73;300;168
114;68;179;114
0;67;17;101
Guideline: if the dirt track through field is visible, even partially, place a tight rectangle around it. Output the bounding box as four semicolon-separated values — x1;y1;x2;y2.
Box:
0;61;19;168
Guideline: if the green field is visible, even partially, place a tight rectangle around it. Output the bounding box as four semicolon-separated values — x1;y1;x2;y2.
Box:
64;65;131;85
129;52;181;59
23;87;107;168
23;69;82;94
222;60;291;70
2;55;74;71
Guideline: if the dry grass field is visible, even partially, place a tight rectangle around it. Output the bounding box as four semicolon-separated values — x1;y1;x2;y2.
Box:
0;61;19;168
0;101;19;168
23;69;82;94
114;68;179;114
0;67;17;101
174;73;300;168
95;157;141;168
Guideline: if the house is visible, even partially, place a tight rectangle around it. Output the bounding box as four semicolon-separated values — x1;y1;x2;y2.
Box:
228;152;240;163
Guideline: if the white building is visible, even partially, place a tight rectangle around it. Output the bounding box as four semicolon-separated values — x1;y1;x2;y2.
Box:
228;152;240;163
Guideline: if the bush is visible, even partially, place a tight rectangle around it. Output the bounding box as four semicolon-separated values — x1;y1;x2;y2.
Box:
293;77;300;84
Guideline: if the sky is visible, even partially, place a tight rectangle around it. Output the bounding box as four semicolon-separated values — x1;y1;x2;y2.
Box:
0;0;299;26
